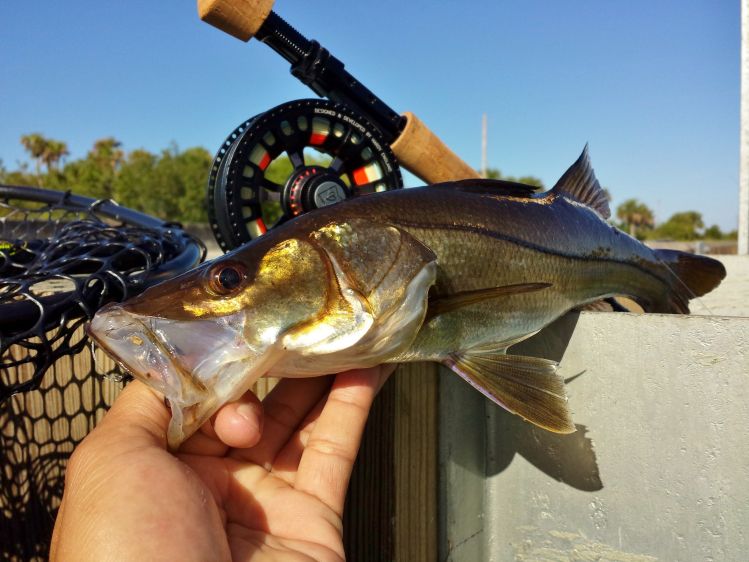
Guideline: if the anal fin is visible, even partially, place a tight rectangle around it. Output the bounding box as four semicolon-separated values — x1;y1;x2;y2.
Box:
445;350;575;434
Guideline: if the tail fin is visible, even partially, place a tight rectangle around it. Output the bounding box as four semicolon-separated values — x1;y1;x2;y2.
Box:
653;249;726;313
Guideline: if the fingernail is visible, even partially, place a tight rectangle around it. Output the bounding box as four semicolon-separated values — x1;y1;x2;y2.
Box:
236;403;257;422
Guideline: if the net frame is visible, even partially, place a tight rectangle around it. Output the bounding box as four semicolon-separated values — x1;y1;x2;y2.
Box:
0;184;205;561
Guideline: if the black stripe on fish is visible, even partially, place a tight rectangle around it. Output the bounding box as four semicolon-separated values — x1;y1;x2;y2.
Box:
397;218;673;291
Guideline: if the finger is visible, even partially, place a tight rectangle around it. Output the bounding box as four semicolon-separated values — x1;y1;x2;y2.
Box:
294;365;393;514
269;392;327;483
214;390;264;449
179;426;228;456
94;380;171;449
179;389;264;455
230;376;333;467
272;365;393;484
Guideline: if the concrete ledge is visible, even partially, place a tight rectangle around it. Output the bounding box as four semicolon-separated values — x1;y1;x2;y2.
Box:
440;312;749;561
699;255;749;316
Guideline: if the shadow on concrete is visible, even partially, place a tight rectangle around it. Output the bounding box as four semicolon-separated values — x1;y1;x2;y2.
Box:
484;311;603;491
486;414;603;491
511;310;581;362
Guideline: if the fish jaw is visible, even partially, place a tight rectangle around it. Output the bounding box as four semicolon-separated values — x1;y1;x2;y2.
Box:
88;303;274;449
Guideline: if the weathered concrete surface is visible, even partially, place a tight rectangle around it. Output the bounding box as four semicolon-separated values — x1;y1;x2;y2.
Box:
441;312;749;562
698;256;749;317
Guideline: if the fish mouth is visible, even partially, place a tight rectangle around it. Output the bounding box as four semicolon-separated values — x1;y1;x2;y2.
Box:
88;303;265;448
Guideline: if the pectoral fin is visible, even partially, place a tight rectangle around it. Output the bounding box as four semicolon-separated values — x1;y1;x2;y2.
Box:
428;282;551;318
445;350;575;434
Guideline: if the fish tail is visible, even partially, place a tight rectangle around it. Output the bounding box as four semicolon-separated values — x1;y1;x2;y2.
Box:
651;249;726;313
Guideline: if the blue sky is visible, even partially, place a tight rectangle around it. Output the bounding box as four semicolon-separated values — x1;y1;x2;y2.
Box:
0;1;740;230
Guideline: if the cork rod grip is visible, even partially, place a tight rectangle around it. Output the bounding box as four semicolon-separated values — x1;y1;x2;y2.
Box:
391;112;480;184
197;0;275;41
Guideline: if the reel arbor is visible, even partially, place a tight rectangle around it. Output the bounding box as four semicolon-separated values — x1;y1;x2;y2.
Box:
208;99;402;251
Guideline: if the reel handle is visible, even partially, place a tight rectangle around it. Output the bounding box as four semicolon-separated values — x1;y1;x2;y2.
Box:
197;0;275;41
197;0;480;183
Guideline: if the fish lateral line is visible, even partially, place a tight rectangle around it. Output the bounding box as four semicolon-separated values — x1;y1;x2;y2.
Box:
396;217;675;289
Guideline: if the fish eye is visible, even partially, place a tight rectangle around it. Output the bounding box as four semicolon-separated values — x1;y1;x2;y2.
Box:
209;262;246;295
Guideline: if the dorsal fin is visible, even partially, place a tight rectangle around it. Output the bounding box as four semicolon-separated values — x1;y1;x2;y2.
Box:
552;145;610;219
432;178;537;198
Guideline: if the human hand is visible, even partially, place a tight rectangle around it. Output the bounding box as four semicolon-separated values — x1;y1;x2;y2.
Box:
50;365;393;561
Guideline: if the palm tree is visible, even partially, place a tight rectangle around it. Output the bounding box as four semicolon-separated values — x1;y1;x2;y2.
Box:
20;134;70;184
616;198;655;238
20;133;48;184
42;140;69;173
91;138;124;170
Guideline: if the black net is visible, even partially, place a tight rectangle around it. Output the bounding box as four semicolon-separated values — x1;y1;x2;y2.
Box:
1;345;122;561
0;186;205;560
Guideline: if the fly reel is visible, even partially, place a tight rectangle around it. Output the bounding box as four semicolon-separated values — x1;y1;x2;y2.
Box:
208;99;403;251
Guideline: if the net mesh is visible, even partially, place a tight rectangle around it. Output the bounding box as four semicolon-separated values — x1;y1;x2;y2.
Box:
0;187;205;560
1;342;122;561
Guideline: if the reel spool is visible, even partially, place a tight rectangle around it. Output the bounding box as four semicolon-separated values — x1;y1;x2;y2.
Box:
208;99;403;251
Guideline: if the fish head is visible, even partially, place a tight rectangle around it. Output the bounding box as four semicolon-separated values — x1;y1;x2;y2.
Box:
88;233;332;448
88;217;437;449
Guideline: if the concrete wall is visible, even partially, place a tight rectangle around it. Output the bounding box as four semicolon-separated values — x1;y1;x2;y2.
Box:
698;255;749;317
440;311;748;561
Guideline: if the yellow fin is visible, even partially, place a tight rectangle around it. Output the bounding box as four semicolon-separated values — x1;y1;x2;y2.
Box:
445;351;575;434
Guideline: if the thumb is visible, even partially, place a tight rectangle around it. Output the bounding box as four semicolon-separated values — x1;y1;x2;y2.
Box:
95;380;171;449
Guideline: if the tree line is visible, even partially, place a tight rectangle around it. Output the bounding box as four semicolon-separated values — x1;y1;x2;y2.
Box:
614;198;736;242
1;134;735;241
1;134;212;223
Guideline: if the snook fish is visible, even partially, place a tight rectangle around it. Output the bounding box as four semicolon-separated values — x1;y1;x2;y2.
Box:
88;148;726;449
